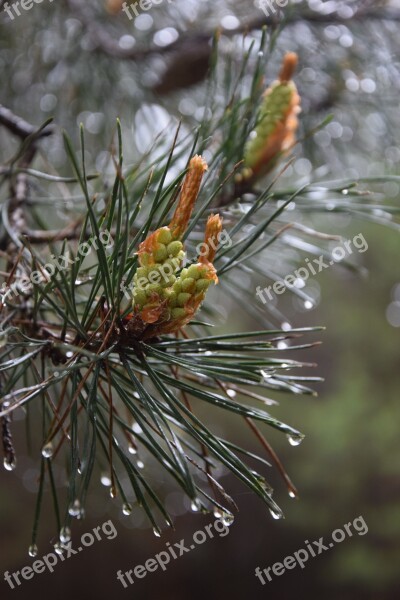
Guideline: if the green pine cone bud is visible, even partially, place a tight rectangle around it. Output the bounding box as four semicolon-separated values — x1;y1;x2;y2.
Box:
173;280;182;294
244;80;297;172
163;289;177;307
195;278;211;292
146;268;162;286
167;241;183;257
177;292;192;307
153;244;168;263
181;277;195;293
157;228;172;245
186;264;201;280
146;283;161;294
132;289;147;307
171;307;186;319
135;266;148;279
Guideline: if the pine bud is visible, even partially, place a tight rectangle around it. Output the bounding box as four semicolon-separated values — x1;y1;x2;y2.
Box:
169;155;208;239
129;156;222;337
242;52;301;181
199;214;223;266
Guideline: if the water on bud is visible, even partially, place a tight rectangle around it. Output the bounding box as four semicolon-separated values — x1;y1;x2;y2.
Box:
28;544;38;557
110;485;117;499
41;442;54;459
128;445;137;455
59;527;71;544
288;490;297;499
153;528;161;538
286;433;304;447
3;457;16;471
122;503;132;516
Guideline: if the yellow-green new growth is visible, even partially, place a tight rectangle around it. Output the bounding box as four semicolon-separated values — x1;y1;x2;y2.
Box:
130;156;221;337
242;52;301;181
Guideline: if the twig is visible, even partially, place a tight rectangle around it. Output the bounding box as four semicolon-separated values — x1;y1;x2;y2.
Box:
0;104;53;140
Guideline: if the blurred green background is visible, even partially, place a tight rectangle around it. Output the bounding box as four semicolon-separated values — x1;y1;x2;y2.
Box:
1;1;399;599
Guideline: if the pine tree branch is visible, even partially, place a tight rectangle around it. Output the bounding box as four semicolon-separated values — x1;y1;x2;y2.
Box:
0;104;53;140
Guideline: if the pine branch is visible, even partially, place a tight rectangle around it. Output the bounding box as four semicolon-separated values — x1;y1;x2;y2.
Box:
0;31;398;552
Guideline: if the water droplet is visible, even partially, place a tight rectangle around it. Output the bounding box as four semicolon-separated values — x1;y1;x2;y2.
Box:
68;499;82;518
191;499;201;512
122;503;132;516
3;457;16;471
110;485;117;499
128;445;137;455
41;442;54;459
258;51;264;57
100;474;112;486
54;542;64;555
136;460;144;469
304;300;314;310
261;370;272;379
28;544;38;557
220;511;235;527
213;508;222;519
287;433;304;446
269;508;283;520
288;490;297;499
59;527;71;544
153;527;161;537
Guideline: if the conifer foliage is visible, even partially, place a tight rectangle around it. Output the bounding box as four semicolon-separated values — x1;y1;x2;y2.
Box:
0;31;398;552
